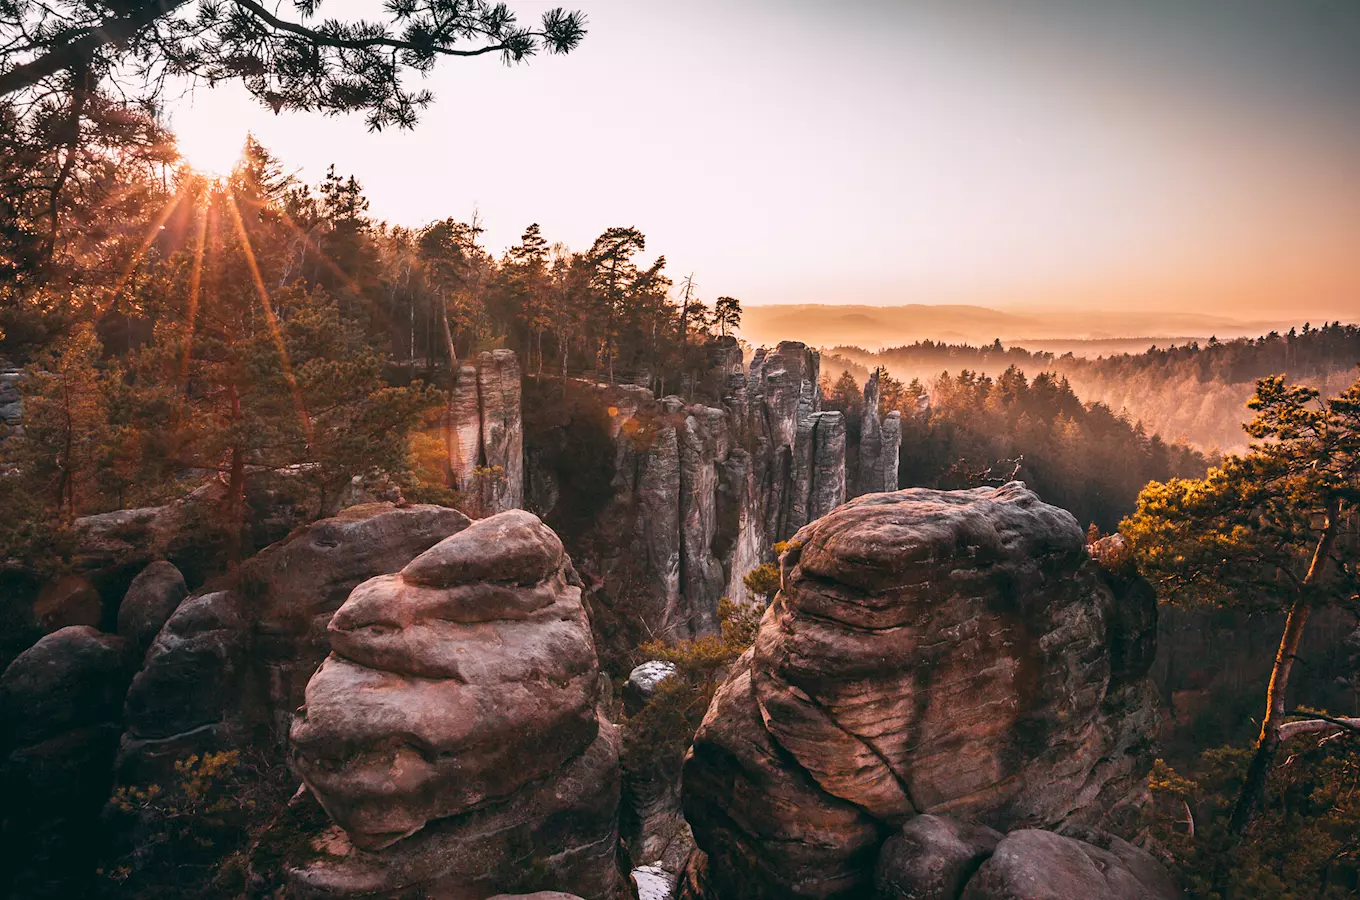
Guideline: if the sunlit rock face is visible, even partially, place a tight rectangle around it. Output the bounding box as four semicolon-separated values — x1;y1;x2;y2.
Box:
681;484;1162;900
443;349;525;515
282;509;624;899
524;339;884;650
853;367;901;497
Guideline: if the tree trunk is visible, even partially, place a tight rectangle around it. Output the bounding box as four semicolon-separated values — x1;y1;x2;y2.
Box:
222;383;247;565
1229;500;1341;834
440;297;458;372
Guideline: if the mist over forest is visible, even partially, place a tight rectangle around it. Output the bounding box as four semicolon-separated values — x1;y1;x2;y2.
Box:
3;2;1360;899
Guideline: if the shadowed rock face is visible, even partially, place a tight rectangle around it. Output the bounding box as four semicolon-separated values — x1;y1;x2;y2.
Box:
281;509;624;898
116;561;188;654
682;484;1162;900
1;626;137;896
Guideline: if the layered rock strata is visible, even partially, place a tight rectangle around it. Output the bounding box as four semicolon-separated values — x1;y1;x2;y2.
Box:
526;339;895;643
443;349;524;515
681;484;1163;899
853;367;902;496
115;503;470;785
280;510;624;898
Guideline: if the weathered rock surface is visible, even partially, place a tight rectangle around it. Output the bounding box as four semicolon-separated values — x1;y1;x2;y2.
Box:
682;652;886;900
624;660;679;715
2;625;134;753
874;815;1002;900
853;368;901;497
279;509;624;898
116;560;188;653
959;829;1180;900
682;484;1164;899
444;350;525;515
808;411;847;521
117;589;247;784
480;349;525;513
114;503;470;786
525;340;877;647
1;626;137;897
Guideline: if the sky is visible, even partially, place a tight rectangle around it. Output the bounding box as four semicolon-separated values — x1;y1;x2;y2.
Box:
165;0;1360;318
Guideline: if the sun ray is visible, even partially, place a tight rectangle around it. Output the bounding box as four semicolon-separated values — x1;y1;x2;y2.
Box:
239;192;392;328
222;190;314;450
176;207;209;410
95;184;188;321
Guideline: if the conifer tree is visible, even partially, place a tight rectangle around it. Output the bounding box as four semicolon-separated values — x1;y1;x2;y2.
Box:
1122;372;1360;833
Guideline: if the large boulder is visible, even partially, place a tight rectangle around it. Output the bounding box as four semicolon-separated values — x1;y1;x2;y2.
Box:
116;560;188;653
753;483;1143;828
115;503;471;786
1;626;134;750
0;626;137;897
959;829;1180;900
277;509;625;898
874;815;1002;900
682;484;1164;899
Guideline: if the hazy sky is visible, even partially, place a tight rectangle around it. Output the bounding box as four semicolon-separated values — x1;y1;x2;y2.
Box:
166;0;1360;317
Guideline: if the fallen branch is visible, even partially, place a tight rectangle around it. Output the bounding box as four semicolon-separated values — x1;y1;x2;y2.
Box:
1278;711;1360;741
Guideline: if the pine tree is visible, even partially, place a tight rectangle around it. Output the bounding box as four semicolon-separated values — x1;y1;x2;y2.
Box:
1122;372;1360;834
713;296;741;337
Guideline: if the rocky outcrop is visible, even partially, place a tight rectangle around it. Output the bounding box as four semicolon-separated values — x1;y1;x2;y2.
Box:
958;829;1181;900
526;340;885;647
116;589;247;790
444;350;525;515
1;626;137;896
874;815;1001;900
681;484;1164;899
116;561;188;653
853;367;901;497
114;503;470;785
274;510;624;898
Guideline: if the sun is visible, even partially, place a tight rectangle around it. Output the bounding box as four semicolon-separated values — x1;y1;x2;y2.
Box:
173;122;247;178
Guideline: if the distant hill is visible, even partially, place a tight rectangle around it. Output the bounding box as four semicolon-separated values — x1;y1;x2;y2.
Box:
738;303;1313;353
827;323;1360;453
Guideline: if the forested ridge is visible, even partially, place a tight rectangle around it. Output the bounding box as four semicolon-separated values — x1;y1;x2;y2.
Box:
823;365;1211;533
0;135;752;565
2;2;1360;894
830;324;1360;452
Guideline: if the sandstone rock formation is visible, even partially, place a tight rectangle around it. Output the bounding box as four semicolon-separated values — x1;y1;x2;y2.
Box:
0;366;22;427
444;349;525;515
116;560;188;653
279;509;624;898
1;626;137;896
958;829;1180;900
525;339;896;646
853;367;902;497
115;503;470;785
874;815;1002;900
681;484;1164;899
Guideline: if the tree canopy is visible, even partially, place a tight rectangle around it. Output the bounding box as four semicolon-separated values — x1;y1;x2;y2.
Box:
0;0;586;128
